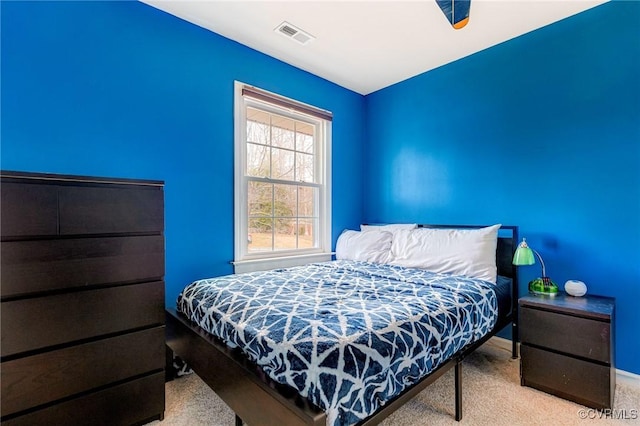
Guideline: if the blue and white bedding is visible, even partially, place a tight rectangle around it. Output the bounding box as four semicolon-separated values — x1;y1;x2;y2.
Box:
177;260;499;426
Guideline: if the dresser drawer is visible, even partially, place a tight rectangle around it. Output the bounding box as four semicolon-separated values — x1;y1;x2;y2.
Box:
520;306;611;363
1;326;164;417
1;235;164;298
0;182;58;239
521;344;613;409
58;185;163;235
1;281;164;357
1;181;164;238
2;372;165;426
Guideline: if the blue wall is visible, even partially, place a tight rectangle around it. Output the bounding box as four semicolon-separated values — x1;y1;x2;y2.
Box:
364;1;640;374
1;1;366;307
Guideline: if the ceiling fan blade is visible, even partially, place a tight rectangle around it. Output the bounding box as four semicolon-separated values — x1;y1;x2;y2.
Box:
436;0;471;29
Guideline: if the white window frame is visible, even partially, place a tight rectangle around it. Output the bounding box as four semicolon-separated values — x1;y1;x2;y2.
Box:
233;81;332;273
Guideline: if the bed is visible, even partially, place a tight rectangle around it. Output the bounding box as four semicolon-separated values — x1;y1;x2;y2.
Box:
166;224;519;426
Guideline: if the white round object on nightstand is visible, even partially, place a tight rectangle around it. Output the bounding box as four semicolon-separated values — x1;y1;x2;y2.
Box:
565;280;587;297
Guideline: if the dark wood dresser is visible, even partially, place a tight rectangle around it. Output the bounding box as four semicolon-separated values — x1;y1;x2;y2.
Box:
519;293;615;409
1;171;165;425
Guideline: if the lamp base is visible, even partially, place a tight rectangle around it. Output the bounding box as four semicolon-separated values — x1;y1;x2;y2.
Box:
528;277;559;296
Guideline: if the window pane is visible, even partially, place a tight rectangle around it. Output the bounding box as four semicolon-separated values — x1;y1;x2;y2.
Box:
274;218;297;250
296;123;314;154
247;108;270;145
271;115;295;150
248;218;272;252
247;143;270;177
298;186;316;218
248;181;272;216
272;148;294;181
296;152;314;183
297;219;316;248
273;184;296;217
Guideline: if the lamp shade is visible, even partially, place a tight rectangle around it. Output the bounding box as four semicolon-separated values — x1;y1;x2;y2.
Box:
513;238;535;266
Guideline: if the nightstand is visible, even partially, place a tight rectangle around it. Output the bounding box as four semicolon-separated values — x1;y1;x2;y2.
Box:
519;293;615;409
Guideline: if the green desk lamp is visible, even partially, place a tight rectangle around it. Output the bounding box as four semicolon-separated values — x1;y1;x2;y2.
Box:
512;238;559;296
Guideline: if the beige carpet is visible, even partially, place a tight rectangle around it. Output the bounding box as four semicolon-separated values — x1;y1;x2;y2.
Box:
151;341;640;425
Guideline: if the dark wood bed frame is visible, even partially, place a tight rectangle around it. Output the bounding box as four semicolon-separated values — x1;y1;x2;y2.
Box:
166;225;519;426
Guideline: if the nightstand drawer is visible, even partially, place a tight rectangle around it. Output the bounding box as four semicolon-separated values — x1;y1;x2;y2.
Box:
521;345;613;409
520;306;611;363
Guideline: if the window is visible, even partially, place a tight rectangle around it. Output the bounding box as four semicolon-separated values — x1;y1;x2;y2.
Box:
234;82;332;273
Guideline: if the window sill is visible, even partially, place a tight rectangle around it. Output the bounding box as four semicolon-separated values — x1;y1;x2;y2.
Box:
232;252;333;274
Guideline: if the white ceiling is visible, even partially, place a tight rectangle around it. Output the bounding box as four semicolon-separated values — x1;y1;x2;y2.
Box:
142;0;607;95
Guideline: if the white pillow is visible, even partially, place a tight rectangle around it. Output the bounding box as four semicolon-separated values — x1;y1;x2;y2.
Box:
389;224;501;283
335;229;393;263
360;223;418;233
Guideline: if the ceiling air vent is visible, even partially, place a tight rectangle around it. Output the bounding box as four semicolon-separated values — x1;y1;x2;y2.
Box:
275;21;315;45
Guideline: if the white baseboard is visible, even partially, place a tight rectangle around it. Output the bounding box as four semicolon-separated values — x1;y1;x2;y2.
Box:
487;336;640;390
616;369;640;388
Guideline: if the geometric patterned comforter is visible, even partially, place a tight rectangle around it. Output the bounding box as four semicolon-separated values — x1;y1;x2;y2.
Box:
177;260;498;426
